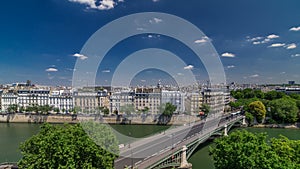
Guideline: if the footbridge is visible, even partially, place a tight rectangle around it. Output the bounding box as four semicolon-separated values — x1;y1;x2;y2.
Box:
115;112;246;169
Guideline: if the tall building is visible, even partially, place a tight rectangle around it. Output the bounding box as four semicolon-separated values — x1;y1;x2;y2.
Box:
1;93;18;111
185;92;203;115
73;91;98;113
110;90;135;114
49;90;73;113
134;88;161;114
17;89;50;108
161;90;185;113
202;88;230;114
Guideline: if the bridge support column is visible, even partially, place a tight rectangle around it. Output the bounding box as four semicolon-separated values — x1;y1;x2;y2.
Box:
179;145;192;169
242;116;247;125
224;124;228;136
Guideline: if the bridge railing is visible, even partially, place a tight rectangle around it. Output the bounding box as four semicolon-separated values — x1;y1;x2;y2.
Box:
137;115;245;169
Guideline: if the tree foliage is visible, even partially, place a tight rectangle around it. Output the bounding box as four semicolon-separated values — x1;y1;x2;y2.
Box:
210;130;300;169
200;103;210;115
268;98;299;123
245;112;254;125
7;104;18;113
248;100;266;123
18;123;118;169
162;102;177;117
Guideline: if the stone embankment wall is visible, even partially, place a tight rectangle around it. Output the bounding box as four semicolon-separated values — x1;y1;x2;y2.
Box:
0;113;200;125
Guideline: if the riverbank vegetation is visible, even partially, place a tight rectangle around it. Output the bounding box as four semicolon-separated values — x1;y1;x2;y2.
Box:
230;89;300;125
18;122;118;169
210;130;300;169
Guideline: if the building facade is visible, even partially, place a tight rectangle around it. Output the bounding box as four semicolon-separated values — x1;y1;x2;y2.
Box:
161;90;185;113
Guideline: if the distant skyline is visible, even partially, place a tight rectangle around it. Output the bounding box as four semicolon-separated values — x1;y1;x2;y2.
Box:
0;0;300;86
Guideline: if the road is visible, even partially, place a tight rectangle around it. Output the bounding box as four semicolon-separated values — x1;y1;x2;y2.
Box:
114;113;239;169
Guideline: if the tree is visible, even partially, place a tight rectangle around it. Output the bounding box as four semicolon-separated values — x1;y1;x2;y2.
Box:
209;130;300;169
200;103;210;116
19;106;25;113
231;90;244;99
7;104;18;113
81;121;119;155
18;123;118;169
265;91;285;100
162;102;177;117
103;107;109;116
53;107;60;114
243;88;255;99
248;100;266;123
269;98;299;123
73;106;81;114
157;103;177;125
38;105;53;115
142;107;150;114
245;112;254;125
253;89;265;99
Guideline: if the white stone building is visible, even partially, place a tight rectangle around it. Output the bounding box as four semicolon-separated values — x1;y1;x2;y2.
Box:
161;90;185;114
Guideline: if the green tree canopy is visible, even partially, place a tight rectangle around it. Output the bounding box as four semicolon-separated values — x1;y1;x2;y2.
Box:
268;98;299;123
248;100;266;123
200;103;210;115
7;104;18;113
162;102;177;117
18;123;118;169
210;130;300;169
265;91;285;100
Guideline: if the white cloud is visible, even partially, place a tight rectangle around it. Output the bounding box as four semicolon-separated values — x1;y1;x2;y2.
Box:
72;53;88;60
291;54;300;58
69;0;97;8
280;72;286;75
98;0;116;10
227;65;235;69
248;34;278;45
102;69;110;73
249;74;259;78
286;43;297;49
46;68;58;72
221;52;235;57
267;34;279;39
261;38;271;44
194;36;210;44
69;0;123;10
149;17;163;24
152;0;160;2
268;43;285;48
177;73;184;76
184;65;194;70
289;26;300;31
247;36;263;42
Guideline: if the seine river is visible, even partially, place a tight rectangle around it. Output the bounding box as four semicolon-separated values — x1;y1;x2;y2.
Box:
1;123;299;169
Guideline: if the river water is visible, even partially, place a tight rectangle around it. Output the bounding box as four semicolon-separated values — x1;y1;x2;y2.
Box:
0;123;299;168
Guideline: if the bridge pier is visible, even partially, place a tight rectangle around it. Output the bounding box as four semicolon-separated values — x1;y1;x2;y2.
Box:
179;146;192;169
242;116;247;125
224;124;228;136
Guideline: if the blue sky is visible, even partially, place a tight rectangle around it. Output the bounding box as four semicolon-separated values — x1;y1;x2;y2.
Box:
0;0;300;86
